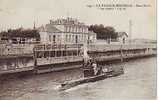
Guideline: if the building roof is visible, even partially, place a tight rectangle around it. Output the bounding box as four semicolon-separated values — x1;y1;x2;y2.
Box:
117;32;128;37
45;24;62;33
38;24;62;33
38;17;89;33
88;31;96;35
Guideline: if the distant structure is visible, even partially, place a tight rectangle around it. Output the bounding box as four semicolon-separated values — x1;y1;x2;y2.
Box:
38;17;97;44
96;32;128;45
117;32;128;44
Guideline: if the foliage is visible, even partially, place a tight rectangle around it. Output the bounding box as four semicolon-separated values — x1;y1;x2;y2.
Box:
88;24;118;40
0;28;40;40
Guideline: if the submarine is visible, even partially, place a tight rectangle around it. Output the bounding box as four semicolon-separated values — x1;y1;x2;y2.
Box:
59;59;124;91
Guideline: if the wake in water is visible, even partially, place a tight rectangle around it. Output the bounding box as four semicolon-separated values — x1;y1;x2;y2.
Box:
55;82;95;92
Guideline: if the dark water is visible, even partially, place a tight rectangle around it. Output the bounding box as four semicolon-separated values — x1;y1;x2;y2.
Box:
0;57;156;100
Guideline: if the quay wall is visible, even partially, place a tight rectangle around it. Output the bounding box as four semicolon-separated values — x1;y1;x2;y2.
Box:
0;57;34;74
0;44;34;74
0;44;34;56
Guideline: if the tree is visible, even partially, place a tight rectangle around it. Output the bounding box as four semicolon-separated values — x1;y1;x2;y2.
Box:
0;29;40;41
88;24;118;40
0;28;40;41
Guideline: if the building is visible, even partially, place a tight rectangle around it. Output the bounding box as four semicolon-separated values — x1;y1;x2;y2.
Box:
38;17;96;44
117;32;128;44
88;31;97;44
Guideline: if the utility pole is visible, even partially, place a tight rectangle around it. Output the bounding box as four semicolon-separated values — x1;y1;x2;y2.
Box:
33;21;36;29
129;20;132;44
67;11;70;19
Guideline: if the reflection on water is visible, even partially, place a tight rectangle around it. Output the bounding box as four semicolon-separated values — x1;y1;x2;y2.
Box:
0;57;156;100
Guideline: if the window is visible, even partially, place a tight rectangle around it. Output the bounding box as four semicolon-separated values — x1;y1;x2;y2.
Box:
36;51;44;58
72;26;75;32
83;28;85;33
65;26;67;32
50;51;55;57
53;35;56;43
73;50;77;56
56;51;61;57
57;35;60;42
67;50;72;56
49;35;51;42
76;27;78;32
69;35;71;42
63;51;66;56
75;35;78;43
69;26;71;32
72;35;74;42
71;26;73;32
66;35;68;42
70;35;72;42
75;27;77;32
44;51;49;58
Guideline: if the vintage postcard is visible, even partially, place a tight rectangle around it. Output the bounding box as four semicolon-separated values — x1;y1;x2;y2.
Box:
0;0;156;100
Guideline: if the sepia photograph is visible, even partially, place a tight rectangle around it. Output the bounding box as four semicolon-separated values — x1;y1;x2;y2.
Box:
0;0;156;100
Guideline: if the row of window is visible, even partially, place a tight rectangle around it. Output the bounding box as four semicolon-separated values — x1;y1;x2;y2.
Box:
64;26;88;33
65;34;87;43
36;50;82;58
49;35;61;43
48;34;88;43
34;44;83;51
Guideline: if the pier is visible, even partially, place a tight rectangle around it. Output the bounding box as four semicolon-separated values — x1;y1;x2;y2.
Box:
88;44;156;62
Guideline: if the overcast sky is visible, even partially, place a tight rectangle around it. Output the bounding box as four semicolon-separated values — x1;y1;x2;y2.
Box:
0;0;156;39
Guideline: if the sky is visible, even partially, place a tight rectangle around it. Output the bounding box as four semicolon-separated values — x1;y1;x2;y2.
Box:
0;0;156;39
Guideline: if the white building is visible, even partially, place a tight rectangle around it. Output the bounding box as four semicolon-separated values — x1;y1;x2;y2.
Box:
88;31;97;44
117;32;128;44
38;17;96;44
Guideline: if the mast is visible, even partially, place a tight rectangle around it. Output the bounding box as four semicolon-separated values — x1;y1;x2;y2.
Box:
83;40;89;63
120;44;123;62
129;20;132;44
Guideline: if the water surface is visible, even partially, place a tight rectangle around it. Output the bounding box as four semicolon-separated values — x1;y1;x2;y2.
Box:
0;57;156;100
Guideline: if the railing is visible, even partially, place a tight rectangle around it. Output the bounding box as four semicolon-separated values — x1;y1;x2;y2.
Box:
88;44;156;51
0;43;156;57
36;56;83;65
34;43;83;51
